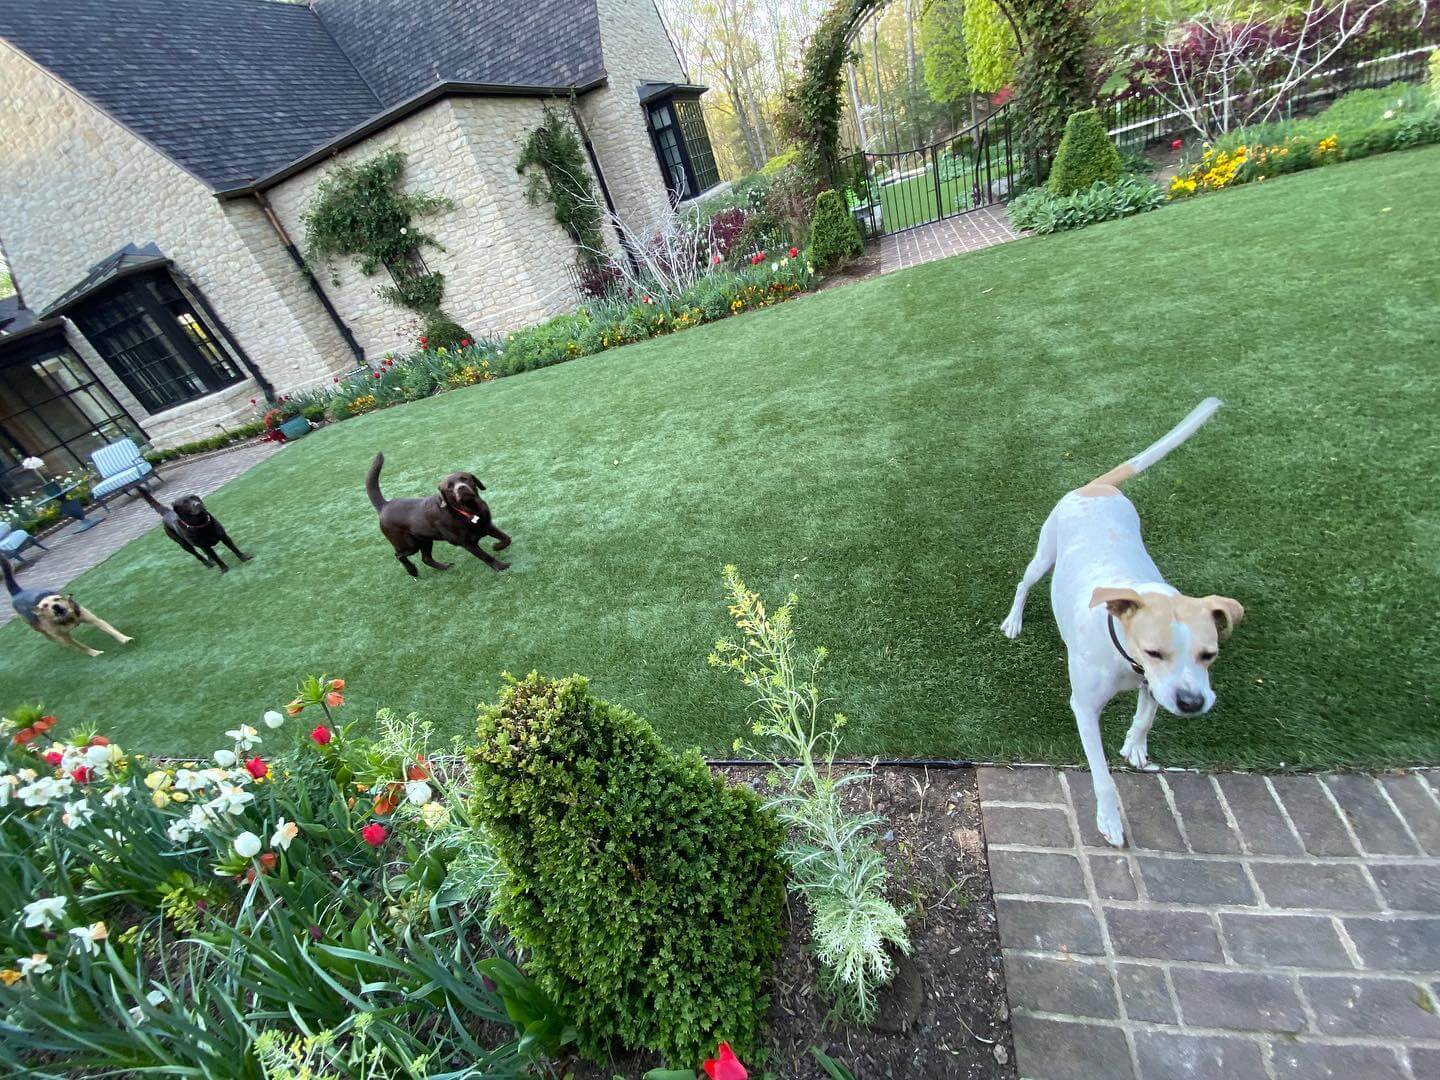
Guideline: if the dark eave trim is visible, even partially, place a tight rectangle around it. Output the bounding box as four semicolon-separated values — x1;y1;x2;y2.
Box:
637;82;708;106
215;76;610;199
0;316;66;353
40;257;172;319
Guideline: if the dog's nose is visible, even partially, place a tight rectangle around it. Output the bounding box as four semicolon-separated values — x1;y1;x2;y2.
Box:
1176;692;1205;714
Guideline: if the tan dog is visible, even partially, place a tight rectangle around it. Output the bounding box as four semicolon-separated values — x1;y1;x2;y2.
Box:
2;557;132;657
1000;398;1243;846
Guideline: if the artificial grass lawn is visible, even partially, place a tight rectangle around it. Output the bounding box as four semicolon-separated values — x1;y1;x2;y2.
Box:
4;147;1437;767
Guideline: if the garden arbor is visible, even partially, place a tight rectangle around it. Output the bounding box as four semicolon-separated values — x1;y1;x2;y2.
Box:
782;0;1094;188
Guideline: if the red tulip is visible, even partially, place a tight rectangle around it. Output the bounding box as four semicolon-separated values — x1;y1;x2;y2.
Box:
71;765;93;784
310;725;332;745
43;749;63;767
703;1042;747;1080
460;339;470;347
244;757;268;780
361;822;388;847
419;337;428;344
372;372;381;379
1171;138;1183;150
250;398;257;405
788;247;799;258
333;376;340;383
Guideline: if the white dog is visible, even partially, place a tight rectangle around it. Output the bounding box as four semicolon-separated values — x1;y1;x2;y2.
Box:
1000;398;1243;847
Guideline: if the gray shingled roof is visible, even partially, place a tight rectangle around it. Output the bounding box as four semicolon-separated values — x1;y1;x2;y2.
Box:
312;0;606;109
1;0;608;192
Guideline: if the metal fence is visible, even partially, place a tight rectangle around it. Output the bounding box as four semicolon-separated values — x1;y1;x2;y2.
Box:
841;103;1020;239
1103;41;1438;150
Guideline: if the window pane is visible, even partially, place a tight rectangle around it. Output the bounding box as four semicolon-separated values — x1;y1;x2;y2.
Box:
675;99;721;194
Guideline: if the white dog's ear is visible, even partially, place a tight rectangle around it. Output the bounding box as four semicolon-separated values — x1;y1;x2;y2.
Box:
1090;587;1143;617
1203;596;1245;640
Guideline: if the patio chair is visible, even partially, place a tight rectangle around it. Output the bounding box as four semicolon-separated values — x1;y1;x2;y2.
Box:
89;438;161;505
0;522;48;567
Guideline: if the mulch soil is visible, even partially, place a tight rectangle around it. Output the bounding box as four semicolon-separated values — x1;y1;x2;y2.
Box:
573;765;1015;1080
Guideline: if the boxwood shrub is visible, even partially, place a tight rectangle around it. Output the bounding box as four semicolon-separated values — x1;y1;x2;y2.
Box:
469;672;786;1065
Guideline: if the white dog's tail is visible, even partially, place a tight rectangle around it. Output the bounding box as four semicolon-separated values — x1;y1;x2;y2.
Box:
1089;397;1223;488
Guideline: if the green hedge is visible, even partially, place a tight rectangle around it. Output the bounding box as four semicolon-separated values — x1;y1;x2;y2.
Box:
807;189;862;269
470;673;786;1064
1047;109;1123;196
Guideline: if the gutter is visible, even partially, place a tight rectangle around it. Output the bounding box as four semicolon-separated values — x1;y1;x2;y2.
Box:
215;77;610;199
252;192;365;366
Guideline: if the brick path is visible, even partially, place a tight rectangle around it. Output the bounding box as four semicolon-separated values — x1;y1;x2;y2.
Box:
2;440;282;626
978;767;1440;1080
876;205;1026;273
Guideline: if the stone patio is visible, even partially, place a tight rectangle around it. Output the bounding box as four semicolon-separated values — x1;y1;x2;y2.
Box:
1;439;283;626
978;767;1440;1080
875;205;1026;273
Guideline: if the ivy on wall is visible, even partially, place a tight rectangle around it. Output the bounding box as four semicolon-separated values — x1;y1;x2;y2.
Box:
517;106;608;268
301;148;461;323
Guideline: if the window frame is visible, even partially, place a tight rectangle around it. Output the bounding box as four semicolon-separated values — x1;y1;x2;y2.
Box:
644;90;720;204
69;270;244;415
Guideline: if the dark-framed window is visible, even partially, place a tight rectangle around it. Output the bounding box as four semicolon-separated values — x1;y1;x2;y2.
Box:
0;331;142;500
69;271;243;414
645;93;721;204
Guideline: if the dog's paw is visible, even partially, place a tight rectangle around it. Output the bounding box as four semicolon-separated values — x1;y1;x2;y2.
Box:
239;554;254;562
1096;798;1126;847
492;561;511;572
1120;735;1158;772
86;649;104;657
119;636;134;645
1000;611;1023;639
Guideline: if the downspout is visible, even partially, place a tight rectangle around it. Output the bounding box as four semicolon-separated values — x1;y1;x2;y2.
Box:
252;191;366;365
567;98;640;276
171;267;277;404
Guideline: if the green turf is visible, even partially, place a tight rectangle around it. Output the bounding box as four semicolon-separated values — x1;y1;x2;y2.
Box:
4;147;1437;767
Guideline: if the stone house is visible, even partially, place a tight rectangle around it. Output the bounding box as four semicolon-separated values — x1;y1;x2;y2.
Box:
0;0;720;483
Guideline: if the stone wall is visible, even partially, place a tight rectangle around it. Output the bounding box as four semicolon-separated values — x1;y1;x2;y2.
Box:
0;43;354;448
266;95;598;352
580;0;689;230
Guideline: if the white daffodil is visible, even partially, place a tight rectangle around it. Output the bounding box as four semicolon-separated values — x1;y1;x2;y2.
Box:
270;817;299;851
1384;109;1396;119
233;831;262;858
208;783;254;817
18;776;71;807
213;749;237;768
166;818;196;844
262;710;285;730
128;988;166;1024
102;785;129;807
0;774;17;806
172;769;208;793
17;768;37;782
404;780;433;806
61;799;94;829
102;828;126;845
770;262;779;271
69;921;108;955
18;953;52;976
84;744;114;769
224;725;261;752
23;896;67;929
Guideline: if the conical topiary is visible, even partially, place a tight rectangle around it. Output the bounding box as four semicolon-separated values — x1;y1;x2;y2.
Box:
807;189;864;269
1047;108;1124;196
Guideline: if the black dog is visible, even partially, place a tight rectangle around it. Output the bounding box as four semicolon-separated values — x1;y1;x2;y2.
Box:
365;453;511;578
139;490;252;572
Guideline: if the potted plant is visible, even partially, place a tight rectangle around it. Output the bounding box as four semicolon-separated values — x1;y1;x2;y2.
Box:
278;415;312;441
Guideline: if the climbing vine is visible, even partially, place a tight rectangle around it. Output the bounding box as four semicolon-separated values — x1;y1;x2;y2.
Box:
517;106;608;268
301;148;459;322
997;0;1096;168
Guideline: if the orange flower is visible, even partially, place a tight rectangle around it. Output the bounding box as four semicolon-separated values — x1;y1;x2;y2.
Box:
286;700;305;717
33;715;57;733
372;784;402;816
406;758;430;782
328;678;345;691
324;691;344;709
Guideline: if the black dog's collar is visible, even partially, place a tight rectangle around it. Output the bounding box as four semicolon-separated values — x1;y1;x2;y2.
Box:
439;494;481;526
1108;615;1147;679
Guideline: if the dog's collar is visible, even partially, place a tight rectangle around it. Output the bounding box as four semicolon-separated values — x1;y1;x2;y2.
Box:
439;494;482;526
1108;615;1147;679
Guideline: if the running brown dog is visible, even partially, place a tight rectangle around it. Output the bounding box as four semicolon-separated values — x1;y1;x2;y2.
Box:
365;453;511;578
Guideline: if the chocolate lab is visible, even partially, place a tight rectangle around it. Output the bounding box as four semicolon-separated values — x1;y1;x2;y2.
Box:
365;453;511;577
139;489;252;572
2;555;132;656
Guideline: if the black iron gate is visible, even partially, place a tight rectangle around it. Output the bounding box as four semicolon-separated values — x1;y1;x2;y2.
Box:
842;103;1026;239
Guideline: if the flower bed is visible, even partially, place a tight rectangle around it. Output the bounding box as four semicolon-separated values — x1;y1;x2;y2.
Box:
1169;82;1440;199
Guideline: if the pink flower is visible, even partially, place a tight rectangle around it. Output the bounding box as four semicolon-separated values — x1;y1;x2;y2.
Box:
703;1043;747;1080
460;338;470;347
360;822;388;847
711;254;721;265
372;372;381;379
310;725;332;745
244;757;268;780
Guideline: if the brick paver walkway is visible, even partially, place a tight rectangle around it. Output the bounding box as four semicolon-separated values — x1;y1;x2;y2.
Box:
978;767;1440;1080
876;205;1025;273
2;440;283;626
